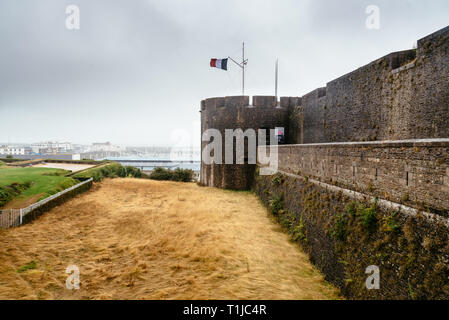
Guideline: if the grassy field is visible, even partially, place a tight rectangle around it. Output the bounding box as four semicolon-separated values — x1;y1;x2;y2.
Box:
0;179;341;300
0;167;79;209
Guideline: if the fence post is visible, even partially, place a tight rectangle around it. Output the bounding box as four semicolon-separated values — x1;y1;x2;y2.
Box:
19;208;23;225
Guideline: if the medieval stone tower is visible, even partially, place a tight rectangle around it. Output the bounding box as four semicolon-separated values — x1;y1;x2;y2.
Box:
200;95;299;190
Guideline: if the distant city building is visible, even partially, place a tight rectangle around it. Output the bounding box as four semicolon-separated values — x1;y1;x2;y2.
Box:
31;141;73;154
0;145;25;155
90;142;124;153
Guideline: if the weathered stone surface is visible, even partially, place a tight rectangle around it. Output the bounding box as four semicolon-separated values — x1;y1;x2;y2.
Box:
280;97;290;108
224;96;249;108
254;173;449;300
262;140;449;216
288;27;449;144
253;96;277;108
200;96;293;189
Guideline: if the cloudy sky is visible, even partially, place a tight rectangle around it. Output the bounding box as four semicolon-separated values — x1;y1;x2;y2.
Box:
0;0;448;146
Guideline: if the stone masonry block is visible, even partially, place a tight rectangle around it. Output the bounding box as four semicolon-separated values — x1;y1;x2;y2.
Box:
253;96;277;108
289;97;301;107
280;97;290;108
205;97;225;110
225;96;249;108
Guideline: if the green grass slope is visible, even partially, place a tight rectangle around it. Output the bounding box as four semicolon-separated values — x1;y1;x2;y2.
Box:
0;167;79;208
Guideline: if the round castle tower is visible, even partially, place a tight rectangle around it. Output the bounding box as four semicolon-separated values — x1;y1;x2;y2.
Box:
200;95;300;190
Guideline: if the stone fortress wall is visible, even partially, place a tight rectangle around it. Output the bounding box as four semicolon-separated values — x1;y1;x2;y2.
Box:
201;26;449;212
200;26;449;299
292;25;449;144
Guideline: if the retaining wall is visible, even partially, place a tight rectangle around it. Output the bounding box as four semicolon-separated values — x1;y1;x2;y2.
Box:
255;139;449;299
262;139;449;216
254;171;449;299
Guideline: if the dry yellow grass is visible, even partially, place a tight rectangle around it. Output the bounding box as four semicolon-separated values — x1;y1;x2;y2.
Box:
0;178;341;300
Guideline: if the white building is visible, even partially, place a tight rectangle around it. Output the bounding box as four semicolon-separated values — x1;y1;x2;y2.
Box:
90;142;124;153
31;141;73;154
0;146;25;155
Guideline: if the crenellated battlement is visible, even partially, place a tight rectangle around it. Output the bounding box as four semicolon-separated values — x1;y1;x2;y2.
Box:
201;95;303;112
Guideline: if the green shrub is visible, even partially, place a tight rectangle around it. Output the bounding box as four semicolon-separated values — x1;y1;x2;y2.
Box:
0;182;32;207
346;202;358;217
272;173;285;186
171;168;193;182
292;216;307;242
125;166;142;178
72;163;144;182
23;181;33;189
361;205;378;234
117;166;127;178
331;212;349;241
37;178;79;201
149;167;193;182
92;171;101;182
385;211;401;234
331;201;380;241
149;167;173;180
269;193;284;215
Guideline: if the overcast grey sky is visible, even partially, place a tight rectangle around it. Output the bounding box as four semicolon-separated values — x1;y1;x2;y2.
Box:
0;0;448;146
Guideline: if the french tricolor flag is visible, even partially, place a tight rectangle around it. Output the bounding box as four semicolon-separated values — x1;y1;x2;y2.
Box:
210;58;228;71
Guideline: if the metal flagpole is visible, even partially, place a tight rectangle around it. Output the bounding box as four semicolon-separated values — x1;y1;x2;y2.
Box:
242;42;245;96
275;58;279;100
228;42;248;96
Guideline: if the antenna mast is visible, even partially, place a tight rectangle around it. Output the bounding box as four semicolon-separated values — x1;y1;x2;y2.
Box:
275;58;279;101
228;42;248;96
242;42;245;95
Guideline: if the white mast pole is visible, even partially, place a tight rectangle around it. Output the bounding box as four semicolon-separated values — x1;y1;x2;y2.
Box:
242;42;245;96
227;42;247;96
275;58;279;101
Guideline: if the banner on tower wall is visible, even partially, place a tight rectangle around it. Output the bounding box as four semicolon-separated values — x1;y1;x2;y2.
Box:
275;127;285;144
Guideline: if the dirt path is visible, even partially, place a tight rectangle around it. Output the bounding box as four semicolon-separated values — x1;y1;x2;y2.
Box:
0;179;341;300
32;163;95;172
